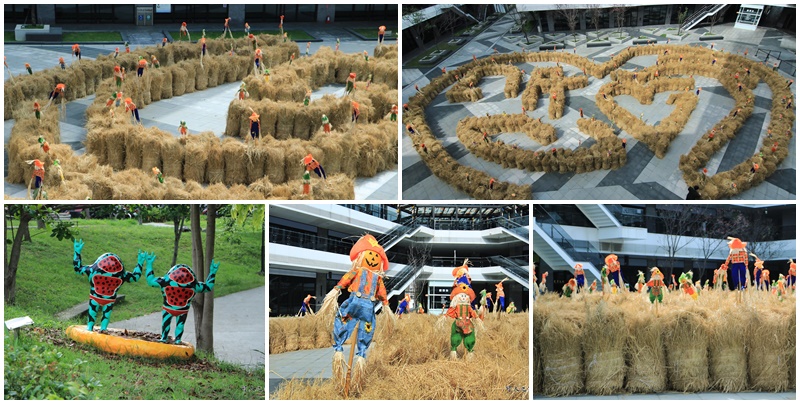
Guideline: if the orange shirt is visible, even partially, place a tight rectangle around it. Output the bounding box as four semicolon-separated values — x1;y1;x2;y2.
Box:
138;59;147;68
336;266;388;305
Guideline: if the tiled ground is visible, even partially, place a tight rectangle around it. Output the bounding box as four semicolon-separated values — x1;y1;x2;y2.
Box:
402;17;796;200
5;23;397;199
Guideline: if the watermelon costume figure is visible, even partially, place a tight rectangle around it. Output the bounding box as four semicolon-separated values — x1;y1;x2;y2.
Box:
446;282;481;360
145;253;219;343
724;237;749;290
73;239;142;332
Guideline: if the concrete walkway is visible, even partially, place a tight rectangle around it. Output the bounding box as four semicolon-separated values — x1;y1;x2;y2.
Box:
402;17;796;200
535;391;796;400
269;344;358;395
4;22;398;200
111;285;265;370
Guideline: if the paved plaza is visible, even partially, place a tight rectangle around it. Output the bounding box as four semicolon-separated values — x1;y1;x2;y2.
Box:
402;15;796;200
4;22;397;200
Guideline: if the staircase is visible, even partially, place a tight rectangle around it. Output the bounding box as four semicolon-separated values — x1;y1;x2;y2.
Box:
488;255;529;289
577;205;621;229
449;5;480;24
376;217;422;251
384;261;425;299
495;215;530;242
681;4;728;32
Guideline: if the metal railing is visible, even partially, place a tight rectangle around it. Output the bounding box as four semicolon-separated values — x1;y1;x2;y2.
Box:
384;261;425;294
489;255;529;288
681;4;726;32
376;216;419;248
532;205;606;270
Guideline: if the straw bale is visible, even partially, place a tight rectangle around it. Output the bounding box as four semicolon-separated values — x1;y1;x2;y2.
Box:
221;138;248;185
206;140;225;183
172;68;187;96
182;132;214;183
244;146;268;183
297;315;317;351
205;58;221;88
624;303;667;393
583;302;626;395
538;303;584;396
708;302;748;392
664;308;710;392
194;62;209;91
283;317;299;352
148;69;164;102
262;142;287;184
123;126;144;169
140;131;165;175
269;318;286;354
747;308;790;392
161;137;185;179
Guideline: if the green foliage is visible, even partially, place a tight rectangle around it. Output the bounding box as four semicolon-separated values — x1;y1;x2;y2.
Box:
4;336;101;399
223;205;264;245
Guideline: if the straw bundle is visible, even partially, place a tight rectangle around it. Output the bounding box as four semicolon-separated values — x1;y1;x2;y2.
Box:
537;302;584;396
206;140;225;183
221;138;248;185
297;315;317;351
583;302;626;395
747;308;790;392
708;304;748;392
182;132;214;183
283;317;299;352
269;318;287;354
624;301;667;392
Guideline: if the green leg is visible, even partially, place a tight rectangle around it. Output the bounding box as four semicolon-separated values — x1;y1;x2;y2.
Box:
98;302;115;331
450;321;463;351
463;331;476;352
160;310;173;342
87;300;99;331
174;313;188;344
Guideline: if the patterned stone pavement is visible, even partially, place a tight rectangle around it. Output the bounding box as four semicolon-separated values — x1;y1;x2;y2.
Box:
402;15;796;200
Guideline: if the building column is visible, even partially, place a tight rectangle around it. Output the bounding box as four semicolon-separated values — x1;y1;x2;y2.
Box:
665;5;673;25
608;11;615;29
316;4;335;23
546;11;555;33
36;5;56;24
228;4;245;27
315;272;327;311
637;7;644;26
580;11;587;31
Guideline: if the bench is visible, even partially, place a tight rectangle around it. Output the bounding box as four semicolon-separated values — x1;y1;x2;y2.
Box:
26;27;62;41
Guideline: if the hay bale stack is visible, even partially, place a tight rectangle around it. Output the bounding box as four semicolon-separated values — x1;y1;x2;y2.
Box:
244;146;269;184
537;303;584;396
747;307;790;392
283;317;299;352
262;142;287;184
664;308;710;392
123;126;145;169
182;132;214;183
583;302;626;395
624;304;667;393
708;301;748;392
206;140;225;183
297;315;317;351
221;138;248;185
172;68;188;96
161;136;185;179
269;318;287;354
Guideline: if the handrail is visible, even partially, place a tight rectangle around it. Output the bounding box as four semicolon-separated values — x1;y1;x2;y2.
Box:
488;255;529;288
532;205;606;269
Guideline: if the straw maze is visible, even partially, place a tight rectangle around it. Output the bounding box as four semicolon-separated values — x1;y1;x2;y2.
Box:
270;313;529;400
5;36;398;199
533;292;795;397
406;44;795;200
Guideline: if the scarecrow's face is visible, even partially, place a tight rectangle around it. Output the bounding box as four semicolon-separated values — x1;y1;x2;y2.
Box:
362;250;382;270
453;292;471;305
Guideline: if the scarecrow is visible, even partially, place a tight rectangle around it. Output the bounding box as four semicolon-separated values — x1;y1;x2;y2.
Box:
345;73;356;95
113;65;125;89
351;101;360;123
574;263;585;290
59;57;65;70
445;282;482;360
254;48;263;73
304;89;312;106
72;43;81;60
378;25;386;45
713;264;728;290
136;56;147;77
605;254;623;290
635;270;646;293
248;110;261;142
179;121;188;136
318;234;393;395
33;101;41;120
145;253;219;343
152;167;164;184
27;159;46;200
646;267;666;306
299;294;315;316
390;104;398;121
395;293;411;318
562;278;577;298
302;153;327;180
322;114;332;133
679;271;698;300
46;83;66;112
495;277;508;311
52;160;65;183
302;170;311;195
180;22;190;40
72;239;142;332
788;259;796;290
237;82;249;100
124;98;140;124
750;253;767;290
506;301;517;313
452;258;472;287
38;137;50;153
724;237;749;290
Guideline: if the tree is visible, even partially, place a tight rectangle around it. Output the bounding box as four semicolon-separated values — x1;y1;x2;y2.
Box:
5;205;75;304
407;239;432;308
556;5;581;38
403;6;427;51
612;5;628;34
677;7;689;35
588;5;603;34
164;205;190;267
691;207;748;280
510;6;533;44
191;204;217;353
707;8;722;34
741;212;778;262
657;205;695;285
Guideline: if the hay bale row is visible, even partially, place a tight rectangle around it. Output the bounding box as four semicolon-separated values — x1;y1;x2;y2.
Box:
270;313;528;400
532;291;795;396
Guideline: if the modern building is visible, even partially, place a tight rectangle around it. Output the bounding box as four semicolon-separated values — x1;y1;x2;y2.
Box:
270;204;530;316
6;4;397;25
533;204;796;292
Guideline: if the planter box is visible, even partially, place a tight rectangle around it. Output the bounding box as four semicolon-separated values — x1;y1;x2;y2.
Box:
699;34;724;41
608;33;630;44
447;38;465;45
14;24;52;41
587;40;611;48
632;38;657;45
544;33;565;41
539;42;565;50
419;49;450;65
565;34;586;47
666;33;687;41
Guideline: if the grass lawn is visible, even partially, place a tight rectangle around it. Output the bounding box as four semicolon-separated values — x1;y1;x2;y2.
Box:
6;332;264;399
62;32;122;42
168;29;313;41
352;27;397;39
4;32;15;42
5;216;264;326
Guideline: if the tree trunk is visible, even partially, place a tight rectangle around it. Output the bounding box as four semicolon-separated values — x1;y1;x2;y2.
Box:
199;205;217;353
5;210;32;305
190;205;210;353
171;216;184;267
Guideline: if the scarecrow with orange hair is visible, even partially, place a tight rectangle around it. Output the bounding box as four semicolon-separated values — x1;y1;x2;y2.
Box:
724;237;749;290
605;254;623;291
713;264;728;290
446;282;481;360
318;234;393;394
574;263;585;290
679;271;698;300
27;159;46;200
495;277;508;311
562;278;577;298
345;73;356;95
452;258;472;287
302;153;327;180
378;25;386;45
788;259;796;290
395;293;411;317
646;267;666;305
248;109;261;142
750;253;767;290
